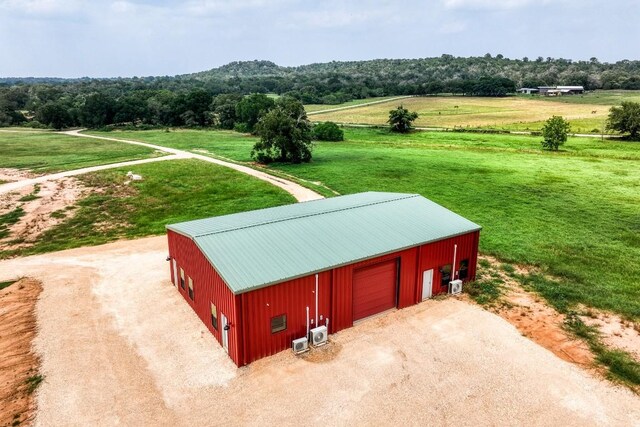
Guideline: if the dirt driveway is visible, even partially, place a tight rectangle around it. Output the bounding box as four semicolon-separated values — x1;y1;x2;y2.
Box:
0;237;638;426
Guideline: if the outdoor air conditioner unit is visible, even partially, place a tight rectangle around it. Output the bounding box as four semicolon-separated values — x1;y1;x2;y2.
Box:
449;279;463;295
309;325;328;347
292;337;309;354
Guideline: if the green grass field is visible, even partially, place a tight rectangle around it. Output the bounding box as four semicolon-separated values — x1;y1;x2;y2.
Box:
0;130;163;173
0;159;294;258
94;128;640;320
306;91;640;134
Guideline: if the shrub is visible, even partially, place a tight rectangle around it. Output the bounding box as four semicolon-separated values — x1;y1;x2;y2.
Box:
312;122;344;141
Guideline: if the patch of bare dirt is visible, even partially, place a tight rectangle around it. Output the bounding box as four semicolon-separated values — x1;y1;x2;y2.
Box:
0;168;39;183
473;255;595;367
0;178;87;250
0;278;43;427
299;341;343;363
580;310;640;362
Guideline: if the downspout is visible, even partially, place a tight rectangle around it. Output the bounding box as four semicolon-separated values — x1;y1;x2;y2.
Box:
452;244;458;280
315;274;319;327
306;306;310;338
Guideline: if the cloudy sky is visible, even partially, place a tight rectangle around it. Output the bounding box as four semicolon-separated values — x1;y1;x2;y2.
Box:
0;0;637;77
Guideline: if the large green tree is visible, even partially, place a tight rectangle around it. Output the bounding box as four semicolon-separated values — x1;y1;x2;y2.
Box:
252;97;313;164
235;93;275;132
388;105;419;133
541;116;571;150
606;101;640;139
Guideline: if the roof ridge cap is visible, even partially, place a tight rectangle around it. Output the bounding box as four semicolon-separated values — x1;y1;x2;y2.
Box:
192;193;419;238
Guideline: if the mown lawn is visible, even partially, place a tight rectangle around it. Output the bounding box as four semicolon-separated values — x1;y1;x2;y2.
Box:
95;128;640;319
0;159;294;258
0;130;162;173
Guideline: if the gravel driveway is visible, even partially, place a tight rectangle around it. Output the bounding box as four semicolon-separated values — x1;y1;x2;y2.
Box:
1;236;638;426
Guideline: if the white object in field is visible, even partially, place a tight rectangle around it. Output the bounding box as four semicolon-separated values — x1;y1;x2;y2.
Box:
292;337;309;354
126;171;143;180
422;269;433;300
310;325;328;347
449;279;463;295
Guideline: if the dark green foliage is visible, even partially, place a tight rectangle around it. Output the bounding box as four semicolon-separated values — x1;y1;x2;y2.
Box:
312;121;344;141
541;116;571;150
388;105;418;133
235;93;275;133
252;97;313;163
606;101;640;139
35;102;73;129
211;93;243;129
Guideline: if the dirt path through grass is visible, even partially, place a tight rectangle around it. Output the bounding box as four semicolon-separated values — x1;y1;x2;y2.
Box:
63;129;323;202
0;154;185;195
307;96;413;115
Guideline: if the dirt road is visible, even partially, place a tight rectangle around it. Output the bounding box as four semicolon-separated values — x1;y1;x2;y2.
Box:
62;130;323;202
1;237;638;426
0;155;184;195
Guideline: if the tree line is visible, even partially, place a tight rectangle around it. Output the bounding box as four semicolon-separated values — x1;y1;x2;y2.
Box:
2;55;640;129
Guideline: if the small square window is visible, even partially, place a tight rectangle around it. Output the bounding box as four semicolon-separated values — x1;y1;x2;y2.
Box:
211;303;218;330
271;314;287;334
188;277;194;300
180;268;185;289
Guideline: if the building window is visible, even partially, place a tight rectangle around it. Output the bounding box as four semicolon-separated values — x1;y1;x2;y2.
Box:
459;259;469;280
211;303;218;330
439;264;452;287
188;277;194;300
180;268;185;289
271;314;287;334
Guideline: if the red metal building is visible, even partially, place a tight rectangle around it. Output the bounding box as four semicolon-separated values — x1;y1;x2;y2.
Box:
167;192;481;366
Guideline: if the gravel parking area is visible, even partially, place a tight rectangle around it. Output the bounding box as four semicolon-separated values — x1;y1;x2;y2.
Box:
1;236;638;426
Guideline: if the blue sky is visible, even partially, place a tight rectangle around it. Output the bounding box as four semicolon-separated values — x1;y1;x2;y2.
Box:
0;0;637;77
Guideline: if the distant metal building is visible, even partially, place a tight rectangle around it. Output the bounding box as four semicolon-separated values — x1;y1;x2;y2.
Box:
517;87;539;95
166;192;481;366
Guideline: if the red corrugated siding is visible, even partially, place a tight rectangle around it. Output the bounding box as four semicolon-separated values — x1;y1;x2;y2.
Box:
330;248;418;334
241;271;331;365
167;231;243;366
168;229;479;366
352;260;398;321
417;231;480;297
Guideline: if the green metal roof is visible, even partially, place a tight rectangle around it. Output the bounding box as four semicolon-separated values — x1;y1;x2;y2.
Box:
167;192;481;295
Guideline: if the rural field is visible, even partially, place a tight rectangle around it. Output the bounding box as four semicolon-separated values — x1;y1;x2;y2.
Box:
306;91;640;134
0;131;295;258
96;128;640;323
0;129;163;173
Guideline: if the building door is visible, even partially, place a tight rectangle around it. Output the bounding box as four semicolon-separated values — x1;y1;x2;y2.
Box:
353;259;398;322
172;259;178;286
221;313;229;353
422;269;433;300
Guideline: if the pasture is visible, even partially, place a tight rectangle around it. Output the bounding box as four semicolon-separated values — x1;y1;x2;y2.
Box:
307;91;640;133
0;157;294;258
96;128;640;320
305;96;403;113
0;130;162;173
